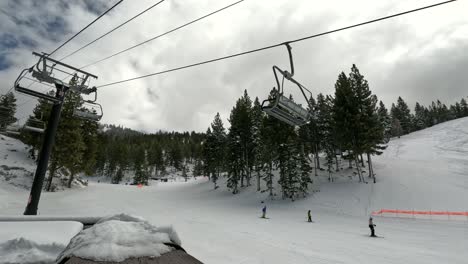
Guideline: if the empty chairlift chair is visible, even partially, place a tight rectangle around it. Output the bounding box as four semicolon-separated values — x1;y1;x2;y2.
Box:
261;43;313;127
73;101;103;121
23;116;46;133
14;52;99;104
73;88;103;121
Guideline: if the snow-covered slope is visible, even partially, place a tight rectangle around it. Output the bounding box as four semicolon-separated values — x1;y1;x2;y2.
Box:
0;135;87;192
0;135;36;190
1;118;468;264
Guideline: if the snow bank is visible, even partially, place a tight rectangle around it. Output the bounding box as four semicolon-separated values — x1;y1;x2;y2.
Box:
0;221;83;264
57;214;181;262
0;238;64;264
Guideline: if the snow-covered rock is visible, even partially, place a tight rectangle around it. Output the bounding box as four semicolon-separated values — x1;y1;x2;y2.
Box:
56;214;181;262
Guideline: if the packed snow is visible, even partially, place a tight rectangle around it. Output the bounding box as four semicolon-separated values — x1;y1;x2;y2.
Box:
56;213;180;262
1;118;468;263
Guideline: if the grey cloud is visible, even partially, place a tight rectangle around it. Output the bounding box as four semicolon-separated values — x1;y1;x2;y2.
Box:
1;0;467;133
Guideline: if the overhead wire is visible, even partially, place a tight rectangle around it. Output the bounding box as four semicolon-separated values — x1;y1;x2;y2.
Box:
59;0;167;62
79;0;245;69
96;0;457;88
48;0;124;57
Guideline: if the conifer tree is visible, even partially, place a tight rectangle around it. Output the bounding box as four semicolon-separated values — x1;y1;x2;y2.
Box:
46;89;86;190
133;145;149;185
226;91;253;193
210;112;226;189
298;143;313;196
251;97;264;191
414;102;428;130
202;128;215;180
391;97;411;134
377;101;392;142
0;92;17;129
460;98;468;117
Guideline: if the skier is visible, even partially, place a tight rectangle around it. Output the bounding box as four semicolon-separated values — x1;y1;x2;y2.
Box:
369;217;376;237
261;205;267;218
307;210;312;222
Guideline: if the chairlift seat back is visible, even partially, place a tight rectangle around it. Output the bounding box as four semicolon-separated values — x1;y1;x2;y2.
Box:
263;95;309;126
73;109;102;121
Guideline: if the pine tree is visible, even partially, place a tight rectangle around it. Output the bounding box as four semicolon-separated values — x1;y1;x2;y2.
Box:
298;143;312;196
202;128;215;180
391;97;411;134
168;142;182;171
460;98;468;117
306;95;320;172
148;143;164;177
333;65;384;183
46;90;86;191
133;145;149;185
78;118;99;176
0;92;17;129
333;71;359;178
258;99;279;197
226;130;242;194
251;97;264;191
317;94;336;182
226;90;253;193
210;112;226;189
285;137;301;201
377;101;392;142
414;102;428;130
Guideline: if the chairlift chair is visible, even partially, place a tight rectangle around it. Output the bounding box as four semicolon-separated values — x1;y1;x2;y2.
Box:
23;115;46;133
72;87;103;121
4;123;21;136
14;52;98;103
73;100;103;121
261;43;312;127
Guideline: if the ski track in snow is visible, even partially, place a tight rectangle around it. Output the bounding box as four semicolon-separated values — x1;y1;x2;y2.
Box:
1;119;468;263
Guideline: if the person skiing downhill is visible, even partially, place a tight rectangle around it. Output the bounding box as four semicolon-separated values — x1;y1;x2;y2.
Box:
369;217;376;237
307;210;312;222
262;205;267;218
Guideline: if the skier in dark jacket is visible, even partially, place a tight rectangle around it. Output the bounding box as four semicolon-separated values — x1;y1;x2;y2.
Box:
307;210;312;222
369;217;376;237
262;205;267;218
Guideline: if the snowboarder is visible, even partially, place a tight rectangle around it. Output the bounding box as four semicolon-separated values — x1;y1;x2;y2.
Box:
261;205;267;218
307;210;312;222
369;217;376;237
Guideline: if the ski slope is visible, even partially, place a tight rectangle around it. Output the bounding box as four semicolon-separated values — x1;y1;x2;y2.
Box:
1;118;468;263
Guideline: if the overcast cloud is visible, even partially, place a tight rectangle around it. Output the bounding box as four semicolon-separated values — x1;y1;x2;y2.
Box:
1;0;467;132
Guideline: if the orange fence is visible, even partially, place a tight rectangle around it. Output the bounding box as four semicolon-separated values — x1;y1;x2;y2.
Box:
372;209;468;216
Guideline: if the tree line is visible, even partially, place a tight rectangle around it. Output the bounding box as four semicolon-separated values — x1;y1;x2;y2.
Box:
2;64;468;196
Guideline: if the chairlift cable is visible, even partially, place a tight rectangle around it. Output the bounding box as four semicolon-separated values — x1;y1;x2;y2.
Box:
48;0;125;57
79;0;246;69
96;0;457;88
59;0;167;61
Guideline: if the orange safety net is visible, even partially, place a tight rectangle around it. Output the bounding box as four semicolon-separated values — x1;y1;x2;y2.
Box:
371;209;468;216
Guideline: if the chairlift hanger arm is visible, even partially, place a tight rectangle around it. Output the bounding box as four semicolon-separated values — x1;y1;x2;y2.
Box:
284;42;294;77
272;43;313;109
32;52;98;79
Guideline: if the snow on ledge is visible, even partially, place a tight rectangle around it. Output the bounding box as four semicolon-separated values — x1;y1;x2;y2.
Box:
56;214;181;262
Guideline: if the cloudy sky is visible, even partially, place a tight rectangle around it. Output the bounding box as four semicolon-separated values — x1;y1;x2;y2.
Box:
1;0;467;133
